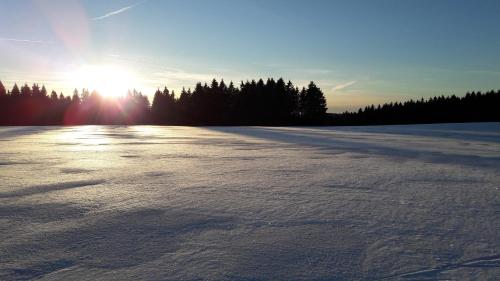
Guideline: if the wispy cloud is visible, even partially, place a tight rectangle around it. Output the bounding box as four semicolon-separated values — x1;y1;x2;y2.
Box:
332;81;356;92
299;68;332;75
152;68;217;85
93;1;145;21
0;37;54;44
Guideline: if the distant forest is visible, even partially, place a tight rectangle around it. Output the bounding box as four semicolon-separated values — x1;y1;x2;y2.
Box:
331;90;500;125
0;79;498;126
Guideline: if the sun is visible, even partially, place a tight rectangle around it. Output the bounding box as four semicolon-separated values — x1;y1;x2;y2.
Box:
69;64;138;97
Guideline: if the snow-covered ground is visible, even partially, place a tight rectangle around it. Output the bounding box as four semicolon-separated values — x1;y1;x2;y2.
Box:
1;123;499;280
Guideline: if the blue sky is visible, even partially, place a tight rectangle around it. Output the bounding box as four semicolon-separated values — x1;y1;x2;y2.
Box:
1;0;499;112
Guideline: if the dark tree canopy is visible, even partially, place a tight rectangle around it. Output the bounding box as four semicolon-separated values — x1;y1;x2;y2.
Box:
0;78;498;125
0;82;150;125
329;91;500;125
148;78;326;125
0;81;6;97
300;82;328;122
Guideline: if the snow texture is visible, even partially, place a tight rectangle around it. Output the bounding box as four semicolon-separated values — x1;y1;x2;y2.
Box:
1;123;499;280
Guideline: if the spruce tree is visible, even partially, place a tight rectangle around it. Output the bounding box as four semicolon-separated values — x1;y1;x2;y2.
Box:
11;84;20;97
0;81;6;96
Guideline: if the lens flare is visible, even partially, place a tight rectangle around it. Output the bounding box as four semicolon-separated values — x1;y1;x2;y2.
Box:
68;64;138;97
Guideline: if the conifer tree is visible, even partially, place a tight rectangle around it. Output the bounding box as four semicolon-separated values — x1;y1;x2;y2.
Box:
11;84;20;97
0;81;6;96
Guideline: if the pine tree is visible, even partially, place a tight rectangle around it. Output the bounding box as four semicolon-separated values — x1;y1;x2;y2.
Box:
40;85;48;98
50;90;58;101
0;81;6;96
21;83;31;96
300;82;327;121
32;84;41;97
72;89;80;103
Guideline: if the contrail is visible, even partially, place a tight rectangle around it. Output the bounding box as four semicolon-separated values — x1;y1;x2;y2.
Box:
93;1;146;20
332;81;356;92
0;37;54;44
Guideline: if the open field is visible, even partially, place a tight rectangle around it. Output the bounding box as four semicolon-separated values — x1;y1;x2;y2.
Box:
1;123;499;280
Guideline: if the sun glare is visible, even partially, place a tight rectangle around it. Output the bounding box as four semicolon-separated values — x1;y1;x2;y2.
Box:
68;65;138;97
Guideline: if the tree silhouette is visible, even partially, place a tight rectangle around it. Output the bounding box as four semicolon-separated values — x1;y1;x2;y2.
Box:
0;79;498;125
11;84;20;97
330;90;500;125
72;89;80;103
50;90;58;101
21;84;31;96
0;81;6;97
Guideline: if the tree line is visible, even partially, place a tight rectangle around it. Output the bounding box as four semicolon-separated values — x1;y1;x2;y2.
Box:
0;79;498;126
151;78;326;125
0;81;150;125
330;90;500;125
0;78;327;125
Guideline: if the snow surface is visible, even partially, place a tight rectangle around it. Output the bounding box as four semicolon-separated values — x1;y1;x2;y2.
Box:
1;123;499;280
